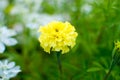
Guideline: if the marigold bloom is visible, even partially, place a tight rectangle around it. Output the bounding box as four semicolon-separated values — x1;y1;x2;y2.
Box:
38;21;78;54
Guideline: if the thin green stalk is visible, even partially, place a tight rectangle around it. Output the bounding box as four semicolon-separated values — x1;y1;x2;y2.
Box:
56;52;63;80
104;48;120;80
103;60;115;80
56;52;62;73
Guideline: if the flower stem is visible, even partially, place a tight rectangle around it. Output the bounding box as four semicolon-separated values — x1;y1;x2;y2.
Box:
103;60;115;80
103;51;119;80
56;52;62;74
56;52;63;80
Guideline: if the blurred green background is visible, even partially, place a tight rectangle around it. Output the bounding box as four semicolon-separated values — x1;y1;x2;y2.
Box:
1;0;120;80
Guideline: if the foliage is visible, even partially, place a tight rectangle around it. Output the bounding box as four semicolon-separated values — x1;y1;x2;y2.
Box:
0;0;120;80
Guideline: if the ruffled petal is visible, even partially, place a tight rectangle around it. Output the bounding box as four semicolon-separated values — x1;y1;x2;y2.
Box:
7;62;15;69
2;38;17;46
0;27;17;37
0;42;5;53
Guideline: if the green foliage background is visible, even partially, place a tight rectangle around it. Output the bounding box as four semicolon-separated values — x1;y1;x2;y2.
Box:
1;0;120;80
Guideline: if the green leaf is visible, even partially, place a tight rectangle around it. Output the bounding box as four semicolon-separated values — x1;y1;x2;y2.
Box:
93;62;103;68
87;67;102;72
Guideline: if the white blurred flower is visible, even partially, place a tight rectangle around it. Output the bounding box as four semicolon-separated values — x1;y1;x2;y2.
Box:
0;59;21;80
24;0;43;12
10;5;29;15
38;14;66;26
0;0;8;11
10;0;43;15
0;26;17;53
81;4;92;14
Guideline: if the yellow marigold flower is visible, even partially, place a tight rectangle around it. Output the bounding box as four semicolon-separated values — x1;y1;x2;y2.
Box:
115;41;120;51
38;21;78;54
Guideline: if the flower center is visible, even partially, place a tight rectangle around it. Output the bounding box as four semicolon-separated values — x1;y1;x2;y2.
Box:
55;29;59;32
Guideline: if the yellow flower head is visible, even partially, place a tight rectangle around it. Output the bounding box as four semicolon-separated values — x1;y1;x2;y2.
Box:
38;21;78;54
115;40;120;51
